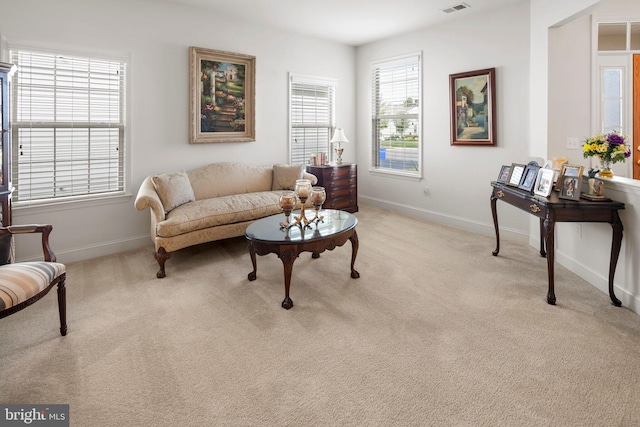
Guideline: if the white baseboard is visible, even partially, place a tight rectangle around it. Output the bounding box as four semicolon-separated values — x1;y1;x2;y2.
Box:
359;196;529;244
20;235;152;263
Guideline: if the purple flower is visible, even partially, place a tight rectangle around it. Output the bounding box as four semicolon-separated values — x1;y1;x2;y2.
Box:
607;132;625;145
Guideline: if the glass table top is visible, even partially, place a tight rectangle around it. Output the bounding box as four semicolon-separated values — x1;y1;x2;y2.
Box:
245;209;357;243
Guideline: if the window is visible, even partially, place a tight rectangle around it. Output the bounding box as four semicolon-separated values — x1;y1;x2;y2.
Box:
289;74;336;165
9;47;126;204
371;53;421;177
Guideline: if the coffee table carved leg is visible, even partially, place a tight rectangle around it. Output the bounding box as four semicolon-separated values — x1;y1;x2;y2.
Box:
350;230;360;279
609;213;623;307
247;243;257;281
279;248;298;309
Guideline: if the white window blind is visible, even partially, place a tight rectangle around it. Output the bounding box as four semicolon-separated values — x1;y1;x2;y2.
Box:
289;74;336;165
371;54;421;176
9;48;126;203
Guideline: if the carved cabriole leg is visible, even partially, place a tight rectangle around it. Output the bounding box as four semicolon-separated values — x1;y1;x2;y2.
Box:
57;274;67;336
539;217;546;257
247;240;258;281
279;247;299;310
349;230;360;279
544;214;556;305
490;193;500;256
155;247;171;279
608;212;624;307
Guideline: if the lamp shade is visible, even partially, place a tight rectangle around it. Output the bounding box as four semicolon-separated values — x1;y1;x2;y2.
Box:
330;128;349;144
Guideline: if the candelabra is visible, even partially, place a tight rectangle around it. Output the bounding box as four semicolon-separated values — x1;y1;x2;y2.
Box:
279;180;326;229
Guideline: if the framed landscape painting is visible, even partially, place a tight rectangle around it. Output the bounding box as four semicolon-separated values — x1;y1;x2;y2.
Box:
450;68;496;146
189;46;255;143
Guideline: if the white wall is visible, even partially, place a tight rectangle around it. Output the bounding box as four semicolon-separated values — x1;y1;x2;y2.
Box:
355;1;532;239
0;0;356;261
543;0;640;312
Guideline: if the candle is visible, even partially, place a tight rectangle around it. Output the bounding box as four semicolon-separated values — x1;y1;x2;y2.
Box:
295;179;311;198
311;187;325;205
279;192;296;210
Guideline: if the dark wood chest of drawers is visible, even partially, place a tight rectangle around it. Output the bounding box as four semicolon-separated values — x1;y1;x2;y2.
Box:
306;164;358;213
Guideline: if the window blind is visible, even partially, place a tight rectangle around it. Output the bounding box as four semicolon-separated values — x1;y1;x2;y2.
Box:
371;54;421;175
9;49;126;203
290;75;336;165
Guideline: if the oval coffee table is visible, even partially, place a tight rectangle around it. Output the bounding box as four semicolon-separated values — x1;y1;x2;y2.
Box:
245;209;359;309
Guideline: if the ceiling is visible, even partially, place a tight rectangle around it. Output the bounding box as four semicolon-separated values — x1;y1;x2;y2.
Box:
162;0;525;46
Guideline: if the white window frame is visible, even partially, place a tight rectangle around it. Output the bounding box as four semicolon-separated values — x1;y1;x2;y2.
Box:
8;44;128;206
371;52;422;179
288;73;336;166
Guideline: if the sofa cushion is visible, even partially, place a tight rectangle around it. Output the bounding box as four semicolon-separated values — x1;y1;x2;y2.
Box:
272;164;303;191
152;171;196;214
156;191;282;238
188;163;273;200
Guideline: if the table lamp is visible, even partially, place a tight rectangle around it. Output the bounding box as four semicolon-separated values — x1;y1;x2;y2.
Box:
330;128;349;165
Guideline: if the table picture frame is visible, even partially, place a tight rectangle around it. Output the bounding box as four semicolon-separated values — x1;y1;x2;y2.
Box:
533;168;555;197
506;163;526;187
189;46;256;144
558;175;582;201
518;164;540;193
497;165;511;183
554;164;584;191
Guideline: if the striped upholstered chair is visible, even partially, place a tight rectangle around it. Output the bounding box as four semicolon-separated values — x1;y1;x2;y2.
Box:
0;224;67;336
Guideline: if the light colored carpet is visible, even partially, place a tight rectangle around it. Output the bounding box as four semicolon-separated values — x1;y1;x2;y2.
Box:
1;204;640;426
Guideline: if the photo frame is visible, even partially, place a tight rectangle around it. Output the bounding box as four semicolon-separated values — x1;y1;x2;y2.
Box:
518;164;540;193
558;175;581;201
533;168;555;197
450;68;496;146
554;164;584;191
506;163;526;187
497;165;511;183
189;46;256;143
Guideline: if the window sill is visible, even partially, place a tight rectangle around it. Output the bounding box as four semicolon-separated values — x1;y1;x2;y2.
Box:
369;167;423;181
597;175;640;196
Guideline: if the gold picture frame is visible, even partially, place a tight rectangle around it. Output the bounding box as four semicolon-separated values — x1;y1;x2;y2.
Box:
554;164;584;191
189;46;256;143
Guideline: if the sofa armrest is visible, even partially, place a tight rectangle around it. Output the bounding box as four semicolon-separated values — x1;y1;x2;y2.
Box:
303;171;318;185
134;176;166;223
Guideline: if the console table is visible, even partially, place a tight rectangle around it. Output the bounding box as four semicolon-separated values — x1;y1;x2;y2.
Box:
490;181;625;306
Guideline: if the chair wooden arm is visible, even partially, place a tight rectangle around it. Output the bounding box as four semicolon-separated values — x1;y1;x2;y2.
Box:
0;224;56;262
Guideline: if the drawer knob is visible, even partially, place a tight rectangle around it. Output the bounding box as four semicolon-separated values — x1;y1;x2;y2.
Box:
530;204;541;213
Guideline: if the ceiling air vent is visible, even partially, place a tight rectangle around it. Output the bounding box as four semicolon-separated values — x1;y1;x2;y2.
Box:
442;3;470;13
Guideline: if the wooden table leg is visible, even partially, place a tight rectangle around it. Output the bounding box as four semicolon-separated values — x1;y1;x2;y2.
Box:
539;217;546;257
279;248;298;309
491;193;500;256
350;230;360;279
609;212;624;307
247;241;258;281
544;216;556;305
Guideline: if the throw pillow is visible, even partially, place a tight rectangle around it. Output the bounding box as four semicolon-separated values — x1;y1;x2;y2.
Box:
152;171;196;214
272;164;303;191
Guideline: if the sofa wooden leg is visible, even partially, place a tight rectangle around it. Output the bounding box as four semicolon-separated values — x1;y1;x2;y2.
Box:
155;248;171;278
57;274;67;336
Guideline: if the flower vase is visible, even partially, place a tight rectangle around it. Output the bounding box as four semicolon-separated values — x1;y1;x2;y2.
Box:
598;158;614;178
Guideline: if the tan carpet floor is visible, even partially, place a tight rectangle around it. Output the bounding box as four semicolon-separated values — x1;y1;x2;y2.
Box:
1;204;640;426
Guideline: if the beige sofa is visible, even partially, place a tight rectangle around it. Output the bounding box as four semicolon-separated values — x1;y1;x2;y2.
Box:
135;162;317;278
